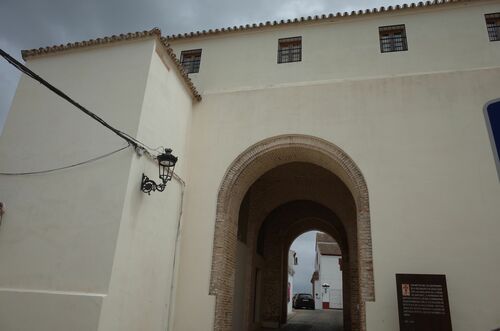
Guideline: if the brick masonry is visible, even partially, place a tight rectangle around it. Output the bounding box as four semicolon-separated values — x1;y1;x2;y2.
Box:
209;134;374;331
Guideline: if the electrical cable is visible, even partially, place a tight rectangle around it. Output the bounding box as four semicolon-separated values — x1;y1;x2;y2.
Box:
0;143;130;176
0;48;157;158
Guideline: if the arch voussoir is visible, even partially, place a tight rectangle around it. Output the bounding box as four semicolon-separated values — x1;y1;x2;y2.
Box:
209;134;374;331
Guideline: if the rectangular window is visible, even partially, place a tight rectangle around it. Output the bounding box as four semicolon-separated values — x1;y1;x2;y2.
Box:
379;25;408;53
180;49;202;74
277;36;302;64
485;13;500;42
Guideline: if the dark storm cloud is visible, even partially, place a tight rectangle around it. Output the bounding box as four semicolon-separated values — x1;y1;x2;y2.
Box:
0;0;404;130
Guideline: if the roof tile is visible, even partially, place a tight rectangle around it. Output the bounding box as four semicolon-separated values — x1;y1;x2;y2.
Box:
169;0;467;41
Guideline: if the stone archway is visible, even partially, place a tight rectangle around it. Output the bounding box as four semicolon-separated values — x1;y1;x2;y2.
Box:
209;134;374;331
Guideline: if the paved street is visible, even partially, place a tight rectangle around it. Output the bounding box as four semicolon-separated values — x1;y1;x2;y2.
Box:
262;309;343;331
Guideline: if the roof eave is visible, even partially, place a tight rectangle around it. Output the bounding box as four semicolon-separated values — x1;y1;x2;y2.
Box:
21;28;201;102
166;0;474;41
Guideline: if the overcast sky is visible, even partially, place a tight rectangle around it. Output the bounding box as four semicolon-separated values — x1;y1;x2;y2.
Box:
290;231;318;294
0;0;405;131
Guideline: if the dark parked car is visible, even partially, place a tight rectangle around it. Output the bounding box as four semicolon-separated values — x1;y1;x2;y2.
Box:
292;293;315;309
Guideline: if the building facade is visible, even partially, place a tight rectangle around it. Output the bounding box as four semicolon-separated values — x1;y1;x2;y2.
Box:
287;250;297;314
312;232;343;310
0;1;500;331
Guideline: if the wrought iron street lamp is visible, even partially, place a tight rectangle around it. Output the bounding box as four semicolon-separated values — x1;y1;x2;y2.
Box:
141;148;178;195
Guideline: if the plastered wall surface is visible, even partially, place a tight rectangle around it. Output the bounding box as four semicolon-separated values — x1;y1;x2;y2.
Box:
320;255;343;308
170;1;500;93
174;68;500;330
0;40;154;330
97;40;193;331
0;38;193;331
320;256;342;288
170;3;500;330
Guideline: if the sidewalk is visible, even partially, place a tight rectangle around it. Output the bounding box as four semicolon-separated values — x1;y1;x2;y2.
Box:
260;309;343;331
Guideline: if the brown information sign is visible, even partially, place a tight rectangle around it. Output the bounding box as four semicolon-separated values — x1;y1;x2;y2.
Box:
396;274;452;331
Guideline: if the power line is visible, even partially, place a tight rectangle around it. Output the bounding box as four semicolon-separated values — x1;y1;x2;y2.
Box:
0;48;155;158
0;144;130;176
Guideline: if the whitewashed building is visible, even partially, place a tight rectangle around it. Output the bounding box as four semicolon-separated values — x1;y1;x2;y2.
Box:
1;1;500;331
287;250;297;314
311;232;343;310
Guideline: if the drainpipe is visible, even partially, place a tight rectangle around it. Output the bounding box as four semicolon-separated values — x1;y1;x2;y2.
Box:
166;172;186;331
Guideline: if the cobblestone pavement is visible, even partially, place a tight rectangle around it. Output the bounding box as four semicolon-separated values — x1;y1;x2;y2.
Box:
262;309;343;331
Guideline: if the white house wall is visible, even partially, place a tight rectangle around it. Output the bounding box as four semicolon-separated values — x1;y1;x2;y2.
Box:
170;1;500;93
97;40;194;331
170;2;500;330
314;280;321;309
319;256;342;293
319;255;342;309
0;38;191;331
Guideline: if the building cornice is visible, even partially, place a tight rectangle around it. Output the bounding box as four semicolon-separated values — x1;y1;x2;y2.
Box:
21;28;201;102
166;0;477;41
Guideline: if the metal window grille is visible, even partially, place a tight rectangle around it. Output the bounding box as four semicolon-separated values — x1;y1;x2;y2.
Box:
277;37;302;64
379;25;408;53
180;49;202;74
485;13;500;42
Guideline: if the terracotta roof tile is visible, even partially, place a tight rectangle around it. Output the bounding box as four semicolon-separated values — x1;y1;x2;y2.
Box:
166;0;470;40
318;242;342;256
316;232;335;243
316;232;341;255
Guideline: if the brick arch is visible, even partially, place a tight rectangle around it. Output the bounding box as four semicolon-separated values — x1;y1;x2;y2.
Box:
210;134;374;331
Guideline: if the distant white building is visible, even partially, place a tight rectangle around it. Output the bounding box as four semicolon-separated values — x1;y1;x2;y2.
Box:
287;250;298;314
311;233;343;310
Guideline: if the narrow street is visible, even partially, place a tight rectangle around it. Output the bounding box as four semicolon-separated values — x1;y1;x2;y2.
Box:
262;309;343;331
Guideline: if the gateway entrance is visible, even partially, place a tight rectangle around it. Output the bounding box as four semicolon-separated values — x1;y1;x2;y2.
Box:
208;135;374;331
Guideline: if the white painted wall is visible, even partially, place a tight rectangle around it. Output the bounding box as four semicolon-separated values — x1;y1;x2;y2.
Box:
319;255;343;309
0;39;153;331
175;69;500;330
0;38;194;331
287;273;293;314
170;2;500;329
287;250;296;314
97;40;193;331
313;280;321;309
171;1;500;94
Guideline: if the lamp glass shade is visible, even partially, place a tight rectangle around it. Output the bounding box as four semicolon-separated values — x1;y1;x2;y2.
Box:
157;149;178;168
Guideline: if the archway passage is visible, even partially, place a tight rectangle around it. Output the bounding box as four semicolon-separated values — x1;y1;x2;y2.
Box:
287;231;344;330
256;201;350;330
210;135;374;331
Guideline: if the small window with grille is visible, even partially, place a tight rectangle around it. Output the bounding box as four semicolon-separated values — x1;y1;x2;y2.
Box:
485;13;500;42
180;49;202;74
277;36;302;64
379;25;408;53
